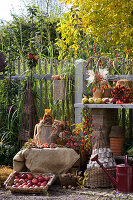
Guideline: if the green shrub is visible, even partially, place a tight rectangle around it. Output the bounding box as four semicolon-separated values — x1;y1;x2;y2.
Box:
0;143;18;167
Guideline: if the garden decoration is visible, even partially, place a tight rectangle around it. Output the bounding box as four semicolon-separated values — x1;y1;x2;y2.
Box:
19;80;37;145
42;109;54;125
109;126;125;156
85;128;116;188
4;171;56;193
52;74;66;100
0;52;7;73
81;80;133;105
91;154;133;193
111;85;132;104
85;61;111;99
52;120;72;146
34;109;55;145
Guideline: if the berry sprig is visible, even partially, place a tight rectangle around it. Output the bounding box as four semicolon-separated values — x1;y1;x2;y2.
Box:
111;85;132;103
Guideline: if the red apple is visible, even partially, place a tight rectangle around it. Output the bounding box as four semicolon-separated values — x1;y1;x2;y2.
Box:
45;176;50;182
15;183;21;187
18;185;23;188
27;182;32;187
37;182;42;187
14;178;20;184
32;178;38;185
25;178;28;182
15;175;19;179
21;174;27;179
32;185;36;188
12;184;17;188
73;142;78;147
27;173;33;180
116;100;123;104
41;181;47;187
103;98;109;104
21;183;27;186
19;178;25;184
65;142;70;147
70;143;74;147
23;185;28;188
27;180;32;184
110;98;116;104
37;176;44;182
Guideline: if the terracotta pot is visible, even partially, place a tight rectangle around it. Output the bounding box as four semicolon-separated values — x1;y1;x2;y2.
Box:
110;137;125;156
103;88;112;98
93;87;103;99
109;126;124;138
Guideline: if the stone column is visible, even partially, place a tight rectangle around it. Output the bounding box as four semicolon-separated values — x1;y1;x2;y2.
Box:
74;59;87;124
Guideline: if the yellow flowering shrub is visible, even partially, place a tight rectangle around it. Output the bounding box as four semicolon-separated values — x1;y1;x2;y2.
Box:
57;0;133;58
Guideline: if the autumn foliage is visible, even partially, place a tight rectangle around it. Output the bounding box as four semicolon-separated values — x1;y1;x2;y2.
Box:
58;0;133;58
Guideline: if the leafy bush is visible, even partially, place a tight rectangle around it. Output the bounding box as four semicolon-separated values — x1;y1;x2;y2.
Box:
0;143;18;167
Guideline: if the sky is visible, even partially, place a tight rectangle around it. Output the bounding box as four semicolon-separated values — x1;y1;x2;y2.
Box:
0;0;69;21
0;0;24;21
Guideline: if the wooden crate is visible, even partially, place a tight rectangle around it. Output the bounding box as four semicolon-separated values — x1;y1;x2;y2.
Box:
4;172;56;193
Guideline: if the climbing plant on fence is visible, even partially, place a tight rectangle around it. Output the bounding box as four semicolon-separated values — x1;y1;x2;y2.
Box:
0;58;75;146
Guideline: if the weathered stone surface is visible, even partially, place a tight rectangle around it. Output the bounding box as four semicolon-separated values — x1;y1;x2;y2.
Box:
0;186;133;200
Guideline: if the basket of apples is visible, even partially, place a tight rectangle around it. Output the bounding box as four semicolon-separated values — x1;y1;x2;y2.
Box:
4;171;56;193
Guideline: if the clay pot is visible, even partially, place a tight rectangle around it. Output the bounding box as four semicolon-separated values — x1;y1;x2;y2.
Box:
109;126;125;156
109;126;124;138
103;88;112;98
93;87;103;99
110;137;125;156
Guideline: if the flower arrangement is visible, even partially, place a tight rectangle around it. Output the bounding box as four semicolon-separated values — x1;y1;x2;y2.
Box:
27;53;39;69
111;85;132;104
86;68;109;90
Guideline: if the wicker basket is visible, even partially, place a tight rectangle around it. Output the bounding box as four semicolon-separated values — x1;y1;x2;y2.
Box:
84;167;116;188
59;173;78;187
4;172;56;193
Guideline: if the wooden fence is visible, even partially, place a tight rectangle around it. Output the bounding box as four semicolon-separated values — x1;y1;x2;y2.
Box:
0;56;133;137
0;58;75;126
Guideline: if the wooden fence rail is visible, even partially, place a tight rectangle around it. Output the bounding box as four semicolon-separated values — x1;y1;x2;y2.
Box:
0;58;75;126
0;56;133;136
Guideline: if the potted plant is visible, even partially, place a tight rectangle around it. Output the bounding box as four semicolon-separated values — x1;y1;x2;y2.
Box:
86;68;110;98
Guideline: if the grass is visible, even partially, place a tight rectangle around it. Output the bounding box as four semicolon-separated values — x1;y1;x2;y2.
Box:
0;165;13;187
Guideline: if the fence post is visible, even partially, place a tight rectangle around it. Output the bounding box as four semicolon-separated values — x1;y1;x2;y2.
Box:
74;59;87;124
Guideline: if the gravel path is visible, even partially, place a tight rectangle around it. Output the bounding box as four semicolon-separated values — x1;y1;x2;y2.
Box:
1;186;133;200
